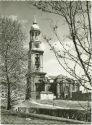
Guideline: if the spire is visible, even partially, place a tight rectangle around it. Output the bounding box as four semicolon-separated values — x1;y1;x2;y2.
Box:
33;15;37;24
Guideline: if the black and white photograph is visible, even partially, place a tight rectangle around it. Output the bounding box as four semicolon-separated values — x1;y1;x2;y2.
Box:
0;0;91;124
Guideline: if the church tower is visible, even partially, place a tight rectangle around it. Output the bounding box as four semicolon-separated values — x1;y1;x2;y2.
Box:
26;19;46;100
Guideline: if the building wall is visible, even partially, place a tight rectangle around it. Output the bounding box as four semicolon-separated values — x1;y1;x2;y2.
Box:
40;93;54;100
30;73;46;99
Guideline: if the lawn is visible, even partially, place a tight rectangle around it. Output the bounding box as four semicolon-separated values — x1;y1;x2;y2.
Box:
1;109;66;124
1;114;66;124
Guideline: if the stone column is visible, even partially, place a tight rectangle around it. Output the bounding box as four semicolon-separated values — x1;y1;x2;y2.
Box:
57;83;60;98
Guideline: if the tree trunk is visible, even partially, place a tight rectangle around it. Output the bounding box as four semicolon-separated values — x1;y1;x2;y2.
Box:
5;51;11;110
25;42;32;100
25;76;31;100
7;75;11;110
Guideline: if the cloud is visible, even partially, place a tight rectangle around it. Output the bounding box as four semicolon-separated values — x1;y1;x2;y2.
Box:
43;58;67;76
40;42;46;51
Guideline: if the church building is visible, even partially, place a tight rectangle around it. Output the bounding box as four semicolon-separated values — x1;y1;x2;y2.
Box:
26;19;46;100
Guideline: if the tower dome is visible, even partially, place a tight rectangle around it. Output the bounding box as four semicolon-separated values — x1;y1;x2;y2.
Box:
30;18;40;35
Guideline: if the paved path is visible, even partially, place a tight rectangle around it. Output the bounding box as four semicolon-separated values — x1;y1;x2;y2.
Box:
29;99;83;110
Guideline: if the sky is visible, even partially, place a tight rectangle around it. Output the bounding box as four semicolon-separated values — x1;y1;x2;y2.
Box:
0;1;74;77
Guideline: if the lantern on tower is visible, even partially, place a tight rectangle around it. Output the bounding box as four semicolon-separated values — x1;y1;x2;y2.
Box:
30;18;41;50
30;19;40;41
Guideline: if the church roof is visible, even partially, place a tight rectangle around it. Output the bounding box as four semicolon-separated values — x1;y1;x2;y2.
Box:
48;74;79;85
30;18;40;32
31;23;40;31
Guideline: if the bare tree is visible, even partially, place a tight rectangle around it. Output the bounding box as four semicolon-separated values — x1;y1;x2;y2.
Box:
0;16;26;110
31;1;92;90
